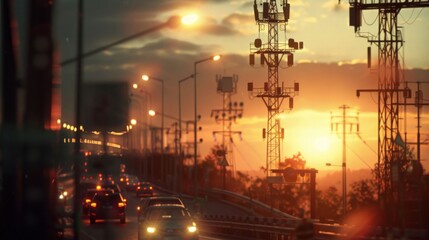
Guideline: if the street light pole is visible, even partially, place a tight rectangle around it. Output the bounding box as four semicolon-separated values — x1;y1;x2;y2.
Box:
193;55;221;196
142;75;165;183
61;15;189;66
178;74;194;194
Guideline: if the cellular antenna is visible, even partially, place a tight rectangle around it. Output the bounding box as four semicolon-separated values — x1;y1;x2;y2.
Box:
248;0;303;178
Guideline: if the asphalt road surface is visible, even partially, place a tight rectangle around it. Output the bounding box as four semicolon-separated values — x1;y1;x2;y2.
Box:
77;188;251;240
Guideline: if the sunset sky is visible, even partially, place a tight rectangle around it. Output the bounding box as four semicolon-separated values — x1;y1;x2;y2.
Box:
53;0;429;174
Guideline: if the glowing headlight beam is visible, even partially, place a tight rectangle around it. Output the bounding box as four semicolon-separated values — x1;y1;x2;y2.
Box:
187;225;197;233
146;227;156;233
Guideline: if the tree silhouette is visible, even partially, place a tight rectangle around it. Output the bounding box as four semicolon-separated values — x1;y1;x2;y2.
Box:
316;186;341;221
348;179;377;212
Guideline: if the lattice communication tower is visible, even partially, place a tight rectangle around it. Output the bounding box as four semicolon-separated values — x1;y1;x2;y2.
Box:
248;0;303;177
349;0;429;227
211;75;243;176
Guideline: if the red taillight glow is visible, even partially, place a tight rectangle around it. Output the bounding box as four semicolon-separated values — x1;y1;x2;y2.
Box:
137;187;141;190
90;203;97;208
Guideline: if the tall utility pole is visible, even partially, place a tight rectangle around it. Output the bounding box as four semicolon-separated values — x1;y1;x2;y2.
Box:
403;82;429;163
331;105;359;221
348;0;429;228
248;0;302;177
211;75;244;189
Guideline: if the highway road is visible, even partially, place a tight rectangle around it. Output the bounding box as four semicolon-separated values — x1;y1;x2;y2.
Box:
74;187;253;240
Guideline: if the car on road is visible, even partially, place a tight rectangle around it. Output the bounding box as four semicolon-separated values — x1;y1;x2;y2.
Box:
137;196;185;221
136;182;154;198
138;204;198;240
89;192;127;224
82;188;114;216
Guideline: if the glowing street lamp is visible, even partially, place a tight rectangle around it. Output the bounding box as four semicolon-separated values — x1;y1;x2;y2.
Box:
141;75;165;155
181;14;198;25
130;119;137;126
141;74;167;183
62;14;199;66
148;110;156;117
193;54;221;196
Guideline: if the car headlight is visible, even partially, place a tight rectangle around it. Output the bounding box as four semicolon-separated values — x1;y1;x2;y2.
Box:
187;226;197;233
146;227;156;234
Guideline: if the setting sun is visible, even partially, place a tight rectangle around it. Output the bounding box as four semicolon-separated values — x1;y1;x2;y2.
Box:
314;136;332;152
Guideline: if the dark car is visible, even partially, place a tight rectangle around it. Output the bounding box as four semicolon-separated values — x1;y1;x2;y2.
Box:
82;188;114;215
136;182;153;198
137;196;184;221
138;205;198;240
89;192;127;224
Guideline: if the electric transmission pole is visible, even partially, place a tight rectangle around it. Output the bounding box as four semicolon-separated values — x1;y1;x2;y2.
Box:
248;0;303;178
331;105;359;221
348;0;429;228
211;75;244;189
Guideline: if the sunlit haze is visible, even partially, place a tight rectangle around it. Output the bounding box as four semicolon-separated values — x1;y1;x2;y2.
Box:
53;0;429;174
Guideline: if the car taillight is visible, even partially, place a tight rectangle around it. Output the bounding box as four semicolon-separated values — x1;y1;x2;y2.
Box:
136;206;140;211
85;199;91;203
137;187;140;190
90;203;97;208
118;202;125;207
